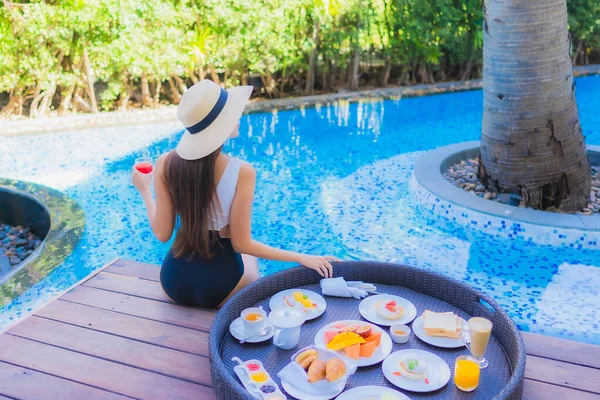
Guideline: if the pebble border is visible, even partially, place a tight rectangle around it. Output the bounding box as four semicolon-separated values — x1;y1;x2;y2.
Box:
412;141;600;249
443;158;600;215
0;179;85;305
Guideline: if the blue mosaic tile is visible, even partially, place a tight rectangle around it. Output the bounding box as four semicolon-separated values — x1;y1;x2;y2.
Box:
1;76;600;346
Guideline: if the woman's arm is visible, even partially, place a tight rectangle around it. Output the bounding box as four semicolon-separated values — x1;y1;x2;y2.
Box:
229;163;338;277
132;153;176;243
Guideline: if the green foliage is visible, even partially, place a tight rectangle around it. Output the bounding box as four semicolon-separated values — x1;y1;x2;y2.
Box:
568;0;600;63
0;0;597;117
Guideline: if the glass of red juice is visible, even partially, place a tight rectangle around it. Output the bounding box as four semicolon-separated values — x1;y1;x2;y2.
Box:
135;157;154;174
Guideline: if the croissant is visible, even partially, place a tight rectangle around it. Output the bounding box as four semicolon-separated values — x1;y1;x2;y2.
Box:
295;349;318;365
307;359;326;382
325;358;346;382
299;355;317;371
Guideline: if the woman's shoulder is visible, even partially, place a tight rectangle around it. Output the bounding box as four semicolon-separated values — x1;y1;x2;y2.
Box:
228;156;254;172
155;151;174;177
157;151;173;166
229;157;255;180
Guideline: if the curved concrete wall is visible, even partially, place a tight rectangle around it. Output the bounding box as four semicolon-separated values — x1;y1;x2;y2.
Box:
412;142;600;248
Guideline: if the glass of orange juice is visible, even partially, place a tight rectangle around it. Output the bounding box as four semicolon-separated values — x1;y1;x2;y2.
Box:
454;355;480;392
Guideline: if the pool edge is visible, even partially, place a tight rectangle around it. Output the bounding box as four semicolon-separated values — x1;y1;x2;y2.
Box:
0;178;86;305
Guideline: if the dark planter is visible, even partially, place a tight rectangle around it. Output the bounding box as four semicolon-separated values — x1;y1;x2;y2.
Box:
0;187;51;239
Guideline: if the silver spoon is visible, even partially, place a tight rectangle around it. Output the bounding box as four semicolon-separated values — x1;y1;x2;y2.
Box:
240;326;272;344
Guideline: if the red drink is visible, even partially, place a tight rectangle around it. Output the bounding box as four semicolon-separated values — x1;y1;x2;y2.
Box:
135;162;153;174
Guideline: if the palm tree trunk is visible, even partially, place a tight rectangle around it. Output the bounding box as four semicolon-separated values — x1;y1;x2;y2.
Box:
58;82;77;115
167;77;182;103
479;0;590;212
189;71;199;84
173;76;187;94
153;79;162;106
29;85;44;118
37;77;57;117
82;48;98;113
348;8;361;91
140;73;152;107
117;79;131;111
208;64;220;84
382;56;392;86
348;44;360;90
305;19;321;95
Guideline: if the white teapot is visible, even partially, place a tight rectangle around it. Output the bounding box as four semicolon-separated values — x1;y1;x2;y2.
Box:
268;308;306;350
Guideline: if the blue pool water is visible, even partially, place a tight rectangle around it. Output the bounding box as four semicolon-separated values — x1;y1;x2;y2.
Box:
1;75;600;344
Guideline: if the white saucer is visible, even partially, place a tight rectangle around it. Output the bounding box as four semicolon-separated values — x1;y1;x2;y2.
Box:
269;289;327;320
359;295;417;326
281;379;344;400
335;386;411;399
229;317;275;343
412;316;466;348
382;349;451;393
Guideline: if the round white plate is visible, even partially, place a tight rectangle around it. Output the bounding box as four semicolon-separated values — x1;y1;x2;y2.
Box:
314;320;393;367
412;316;465;348
281;379;344;400
269;289;327;320
335;385;411;400
229;317;275;343
382;349;451;393
359;295;417;326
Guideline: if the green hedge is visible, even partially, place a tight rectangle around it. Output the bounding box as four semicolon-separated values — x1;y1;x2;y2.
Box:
0;0;598;118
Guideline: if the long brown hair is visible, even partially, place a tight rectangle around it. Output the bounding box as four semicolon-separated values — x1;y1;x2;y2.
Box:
164;149;222;259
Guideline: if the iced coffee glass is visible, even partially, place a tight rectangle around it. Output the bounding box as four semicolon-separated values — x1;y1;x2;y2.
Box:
462;317;493;369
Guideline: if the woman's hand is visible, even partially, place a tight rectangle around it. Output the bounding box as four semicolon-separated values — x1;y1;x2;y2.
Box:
297;255;340;278
132;166;153;193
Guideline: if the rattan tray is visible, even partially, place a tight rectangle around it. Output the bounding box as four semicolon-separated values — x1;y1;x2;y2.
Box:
210;261;525;399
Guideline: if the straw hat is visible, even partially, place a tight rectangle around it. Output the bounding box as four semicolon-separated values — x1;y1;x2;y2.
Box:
176;80;253;160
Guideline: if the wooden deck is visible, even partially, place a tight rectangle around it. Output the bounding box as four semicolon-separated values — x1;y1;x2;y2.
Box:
0;258;598;400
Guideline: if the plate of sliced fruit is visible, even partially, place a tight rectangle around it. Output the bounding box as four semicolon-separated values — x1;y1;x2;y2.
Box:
359;295;417;327
314;320;393;367
270;289;327;320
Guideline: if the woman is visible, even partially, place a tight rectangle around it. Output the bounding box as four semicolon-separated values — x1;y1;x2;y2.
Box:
132;80;338;308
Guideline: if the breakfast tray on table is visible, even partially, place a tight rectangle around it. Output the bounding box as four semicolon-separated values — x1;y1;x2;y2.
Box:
210;261;526;400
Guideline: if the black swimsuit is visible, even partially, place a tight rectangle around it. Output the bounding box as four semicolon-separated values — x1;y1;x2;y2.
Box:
159;235;244;308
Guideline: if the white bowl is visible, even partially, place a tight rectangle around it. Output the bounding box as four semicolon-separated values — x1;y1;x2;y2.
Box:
390;324;411;344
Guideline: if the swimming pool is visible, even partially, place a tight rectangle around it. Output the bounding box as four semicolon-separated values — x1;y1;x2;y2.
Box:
1;75;599;344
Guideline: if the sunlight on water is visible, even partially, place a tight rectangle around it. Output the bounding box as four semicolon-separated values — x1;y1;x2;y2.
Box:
1;76;599;343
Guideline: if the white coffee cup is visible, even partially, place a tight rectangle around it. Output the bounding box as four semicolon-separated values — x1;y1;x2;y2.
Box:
241;307;266;337
268;308;306;350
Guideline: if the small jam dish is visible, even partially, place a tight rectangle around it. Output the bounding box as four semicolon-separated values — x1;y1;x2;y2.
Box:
390;324;411;344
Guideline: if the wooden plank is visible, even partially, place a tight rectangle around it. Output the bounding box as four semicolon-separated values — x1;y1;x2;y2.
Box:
105;259;160;282
523;332;600;369
0;257;120;335
523;379;600;400
526;355;600;394
7;316;212;386
0;361;131;400
62;285;215;331
36;299;209;356
0;335;215;400
83;271;170;302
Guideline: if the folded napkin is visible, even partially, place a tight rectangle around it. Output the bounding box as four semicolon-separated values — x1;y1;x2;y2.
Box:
277;361;345;397
320;277;371;299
